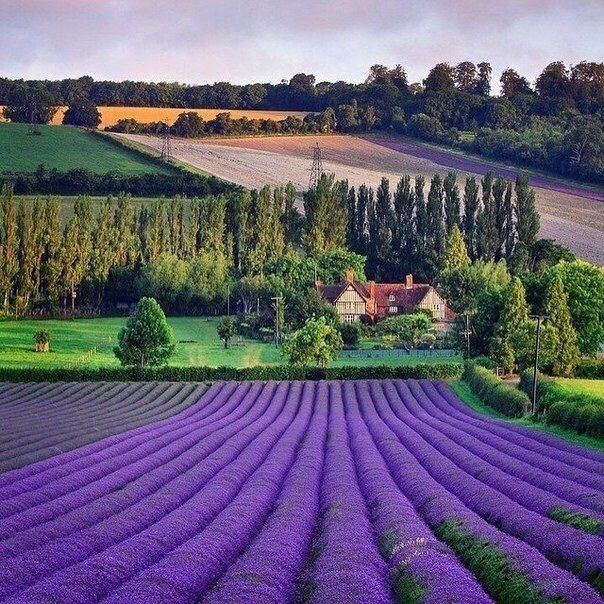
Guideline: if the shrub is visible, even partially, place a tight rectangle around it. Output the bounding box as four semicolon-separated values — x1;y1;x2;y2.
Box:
0;363;462;383
463;361;529;417
339;322;362;348
575;359;604;379
519;369;604;437
33;329;51;352
472;355;496;370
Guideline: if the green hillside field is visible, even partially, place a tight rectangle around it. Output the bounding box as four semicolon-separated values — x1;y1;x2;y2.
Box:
0;123;173;175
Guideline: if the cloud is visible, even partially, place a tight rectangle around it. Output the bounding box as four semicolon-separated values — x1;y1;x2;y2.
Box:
1;0;602;87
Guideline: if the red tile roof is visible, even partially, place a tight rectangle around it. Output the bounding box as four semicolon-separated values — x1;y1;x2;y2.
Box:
373;283;431;311
318;281;371;303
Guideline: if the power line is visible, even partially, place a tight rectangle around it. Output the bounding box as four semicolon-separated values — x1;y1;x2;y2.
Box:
529;314;549;415
308;142;323;189
271;296;284;345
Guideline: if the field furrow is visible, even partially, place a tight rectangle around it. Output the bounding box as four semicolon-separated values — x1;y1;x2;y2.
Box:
0;379;602;603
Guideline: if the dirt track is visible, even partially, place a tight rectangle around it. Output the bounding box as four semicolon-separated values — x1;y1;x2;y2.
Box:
119;133;604;264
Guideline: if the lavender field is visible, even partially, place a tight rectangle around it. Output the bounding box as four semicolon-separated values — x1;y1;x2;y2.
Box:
0;379;602;603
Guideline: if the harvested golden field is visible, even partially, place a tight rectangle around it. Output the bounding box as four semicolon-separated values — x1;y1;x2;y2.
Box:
117;133;604;265
0;106;308;129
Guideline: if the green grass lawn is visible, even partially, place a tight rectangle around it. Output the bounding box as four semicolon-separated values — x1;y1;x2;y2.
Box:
555;378;604;398
0;317;460;370
449;380;604;452
0;123;173;174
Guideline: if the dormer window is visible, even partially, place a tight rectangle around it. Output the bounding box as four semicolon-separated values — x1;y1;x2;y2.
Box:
388;294;395;302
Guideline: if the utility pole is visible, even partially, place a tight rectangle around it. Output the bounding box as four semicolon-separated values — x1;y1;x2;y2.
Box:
271;296;284;345
529;314;548;415
460;312;472;358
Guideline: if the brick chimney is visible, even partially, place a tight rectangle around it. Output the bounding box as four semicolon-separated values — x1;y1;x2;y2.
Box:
405;274;414;289
344;269;354;283
368;280;376;299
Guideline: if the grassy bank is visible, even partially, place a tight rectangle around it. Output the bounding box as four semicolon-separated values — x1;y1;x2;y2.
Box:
449;380;604;452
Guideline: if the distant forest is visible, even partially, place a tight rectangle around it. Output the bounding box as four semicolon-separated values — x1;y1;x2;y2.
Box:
1;61;603;183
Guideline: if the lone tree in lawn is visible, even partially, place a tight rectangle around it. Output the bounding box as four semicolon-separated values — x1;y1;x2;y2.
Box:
217;316;237;348
282;316;342;367
114;297;175;367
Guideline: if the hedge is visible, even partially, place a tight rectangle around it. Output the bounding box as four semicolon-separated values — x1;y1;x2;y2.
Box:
519;370;604;438
0;363;462;383
574;359;604;380
462;361;530;417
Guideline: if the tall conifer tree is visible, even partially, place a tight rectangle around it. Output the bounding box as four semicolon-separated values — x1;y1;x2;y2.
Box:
462;176;479;259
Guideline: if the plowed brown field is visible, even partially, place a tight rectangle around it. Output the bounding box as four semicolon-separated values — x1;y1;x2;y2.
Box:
117;132;604;264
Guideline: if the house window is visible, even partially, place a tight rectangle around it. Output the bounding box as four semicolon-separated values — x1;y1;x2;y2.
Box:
389;306;397;313
388;294;395;302
343;314;355;324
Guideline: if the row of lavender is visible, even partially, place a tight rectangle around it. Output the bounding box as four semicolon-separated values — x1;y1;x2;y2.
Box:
0;381;207;472
0;379;602;603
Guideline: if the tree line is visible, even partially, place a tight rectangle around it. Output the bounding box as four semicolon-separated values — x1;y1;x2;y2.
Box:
0;169;552;318
3;61;602;183
1;163;240;198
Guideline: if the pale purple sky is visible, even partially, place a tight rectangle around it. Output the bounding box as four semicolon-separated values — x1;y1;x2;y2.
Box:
1;0;603;88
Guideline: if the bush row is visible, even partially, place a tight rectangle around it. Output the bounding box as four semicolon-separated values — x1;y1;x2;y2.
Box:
0;363;462;383
462;361;530;417
519;370;604;438
574;359;604;380
0;165;240;197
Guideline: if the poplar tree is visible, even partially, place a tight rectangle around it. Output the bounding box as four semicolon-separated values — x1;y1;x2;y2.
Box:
250;185;272;274
366;187;377;277
0;186;18;310
372;177;392;279
346;186;357;249
462;176;479;259
15;201;36;315
283;182;298;246
115;196;137;266
414;176;427;272
355;184;369;255
492;176;508;260
393;175;414;273
267;187;285;263
476;172;498;260
515;175;540;247
30;198;46;294
90;199;118;302
302;174;347;256
443;171;461;234
148;199;167;262
60;215;91;311
544;275;579;376
503;181;515;257
41;197;62;303
425;174;445;276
